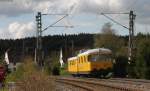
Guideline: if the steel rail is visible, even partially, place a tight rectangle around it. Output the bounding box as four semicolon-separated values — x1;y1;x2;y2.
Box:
56;77;144;91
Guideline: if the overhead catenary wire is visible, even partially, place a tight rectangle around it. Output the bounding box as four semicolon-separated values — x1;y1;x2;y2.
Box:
96;0;130;30
42;14;73;32
100;12;129;15
100;13;129;29
99;11;136;61
42;14;69;15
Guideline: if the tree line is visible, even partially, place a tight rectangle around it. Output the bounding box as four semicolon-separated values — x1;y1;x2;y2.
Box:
0;33;94;63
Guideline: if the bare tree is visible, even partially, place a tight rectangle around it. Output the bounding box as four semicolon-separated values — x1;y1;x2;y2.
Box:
94;22;124;56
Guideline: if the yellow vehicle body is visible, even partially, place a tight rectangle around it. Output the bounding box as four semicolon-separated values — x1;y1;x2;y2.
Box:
68;48;113;76
77;55;91;74
90;61;113;70
68;57;78;74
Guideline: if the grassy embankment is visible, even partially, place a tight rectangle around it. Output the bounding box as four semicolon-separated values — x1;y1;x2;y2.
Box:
3;57;56;91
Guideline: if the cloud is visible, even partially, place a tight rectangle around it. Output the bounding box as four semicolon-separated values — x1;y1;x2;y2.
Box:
0;21;36;39
0;0;149;24
0;0;150;39
0;0;133;16
0;0;51;16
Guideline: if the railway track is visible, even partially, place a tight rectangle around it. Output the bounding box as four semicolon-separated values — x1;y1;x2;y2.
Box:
111;78;150;84
55;77;149;91
5;77;150;91
109;78;150;90
84;78;150;89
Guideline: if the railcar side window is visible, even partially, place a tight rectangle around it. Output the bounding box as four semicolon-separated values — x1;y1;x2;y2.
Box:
82;57;84;63
69;62;71;65
84;56;86;62
88;54;111;61
79;58;81;63
83;56;85;63
80;57;82;63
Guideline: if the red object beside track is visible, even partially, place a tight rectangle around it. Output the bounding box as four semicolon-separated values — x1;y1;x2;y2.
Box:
0;66;6;82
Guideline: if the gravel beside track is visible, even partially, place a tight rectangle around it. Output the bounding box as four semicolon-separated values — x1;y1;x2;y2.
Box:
55;77;150;91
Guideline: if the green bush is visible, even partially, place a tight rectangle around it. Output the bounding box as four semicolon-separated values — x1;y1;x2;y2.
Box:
52;65;60;75
135;39;150;79
60;64;70;76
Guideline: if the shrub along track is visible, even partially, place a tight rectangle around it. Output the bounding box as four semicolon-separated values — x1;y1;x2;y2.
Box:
55;76;150;91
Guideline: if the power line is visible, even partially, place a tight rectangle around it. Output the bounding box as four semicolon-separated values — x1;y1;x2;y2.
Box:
42;14;73;32
42;13;69;15
101;12;129;15
100;13;129;29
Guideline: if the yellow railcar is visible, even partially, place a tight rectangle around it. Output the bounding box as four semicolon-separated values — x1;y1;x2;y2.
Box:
68;57;78;74
68;48;113;77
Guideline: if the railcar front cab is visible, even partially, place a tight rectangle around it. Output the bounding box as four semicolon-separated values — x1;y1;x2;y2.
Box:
67;57;78;75
88;49;113;78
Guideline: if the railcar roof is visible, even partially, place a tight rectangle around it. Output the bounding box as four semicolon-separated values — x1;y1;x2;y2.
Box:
68;57;77;61
78;48;112;56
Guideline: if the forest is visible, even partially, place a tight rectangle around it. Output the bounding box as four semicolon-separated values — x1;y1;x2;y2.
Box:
0;33;94;63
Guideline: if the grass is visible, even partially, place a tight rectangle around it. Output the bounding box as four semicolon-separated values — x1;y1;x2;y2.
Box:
0;88;8;91
5;57;56;91
60;64;70;76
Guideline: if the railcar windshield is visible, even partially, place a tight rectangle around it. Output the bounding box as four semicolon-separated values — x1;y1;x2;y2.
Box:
88;54;112;61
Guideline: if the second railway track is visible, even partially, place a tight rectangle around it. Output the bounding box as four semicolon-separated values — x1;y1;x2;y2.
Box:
55;77;150;91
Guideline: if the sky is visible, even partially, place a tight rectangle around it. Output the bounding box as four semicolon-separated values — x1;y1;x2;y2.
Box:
0;0;150;39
